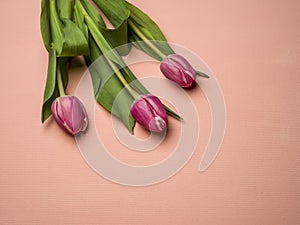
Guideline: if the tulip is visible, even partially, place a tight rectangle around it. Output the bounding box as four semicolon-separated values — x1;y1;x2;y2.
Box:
160;54;197;88
130;94;168;132
51;96;88;135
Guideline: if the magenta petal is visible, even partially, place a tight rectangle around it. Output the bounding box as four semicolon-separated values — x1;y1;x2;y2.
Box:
71;96;88;134
51;96;88;135
130;94;168;132
160;54;196;88
51;98;70;134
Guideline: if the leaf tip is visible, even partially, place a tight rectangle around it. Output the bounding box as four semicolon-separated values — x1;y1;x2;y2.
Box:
195;70;210;78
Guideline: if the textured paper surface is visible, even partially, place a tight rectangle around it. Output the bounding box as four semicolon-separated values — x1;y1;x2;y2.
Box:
0;0;299;224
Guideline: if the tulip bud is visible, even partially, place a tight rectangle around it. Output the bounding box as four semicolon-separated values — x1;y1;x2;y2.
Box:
51;96;88;135
160;54;196;88
130;94;168;132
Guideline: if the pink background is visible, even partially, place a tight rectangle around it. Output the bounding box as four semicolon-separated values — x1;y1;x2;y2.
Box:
0;0;300;224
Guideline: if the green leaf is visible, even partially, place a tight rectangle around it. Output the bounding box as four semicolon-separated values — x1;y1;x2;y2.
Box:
59;18;89;57
49;0;64;55
91;0;130;55
41;0;89;57
73;0;89;39
121;66;149;94
73;0;135;132
57;0;74;20
96;73;136;133
79;0;105;27
87;36;136;133
92;0;128;28
42;50;56;107
195;70;210;78
75;0;124;64
41;49;69;123
41;49;57;122
84;15;123;65
125;1;175;60
164;106;182;120
101;19;131;55
128;32;166;61
40;0;51;52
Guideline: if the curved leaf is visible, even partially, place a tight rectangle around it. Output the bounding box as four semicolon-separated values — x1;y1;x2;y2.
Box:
59;18;89;57
91;0;130;54
57;0;74;20
87;36;135;133
41;50;69;122
125;1;175;60
42;49;57;122
40;0;51;52
92;0;128;27
41;0;89;57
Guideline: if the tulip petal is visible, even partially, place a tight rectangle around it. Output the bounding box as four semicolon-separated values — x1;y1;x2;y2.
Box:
51;96;88;135
160;54;196;88
131;94;167;132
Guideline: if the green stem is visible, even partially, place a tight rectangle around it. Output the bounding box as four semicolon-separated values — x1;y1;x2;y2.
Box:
57;64;65;96
128;19;166;60
77;1;139;99
106;59;139;99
